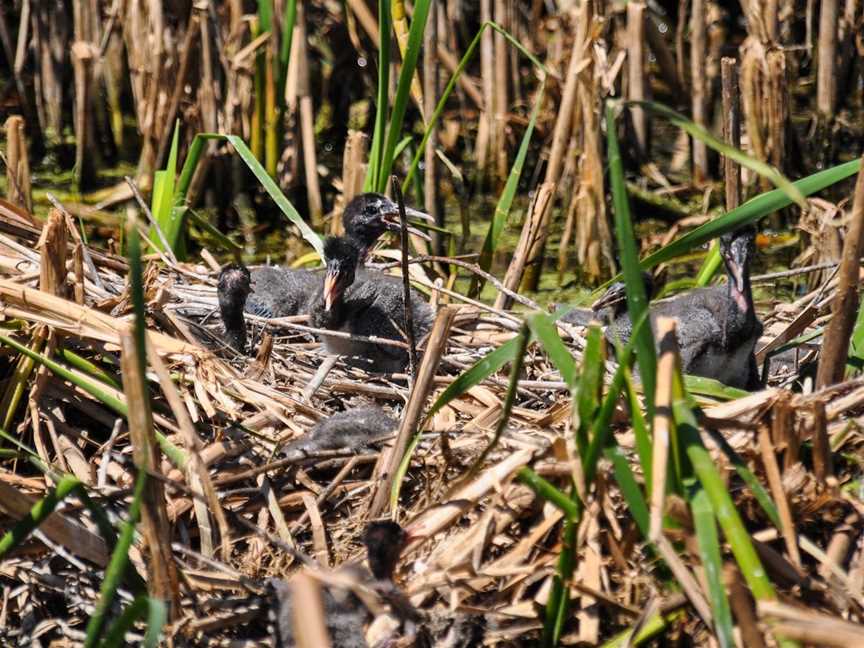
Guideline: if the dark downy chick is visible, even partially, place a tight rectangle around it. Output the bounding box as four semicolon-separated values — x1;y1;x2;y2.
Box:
281;406;397;460
310;236;434;373
218;263;252;352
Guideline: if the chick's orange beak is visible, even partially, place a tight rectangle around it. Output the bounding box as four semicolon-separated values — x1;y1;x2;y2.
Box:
323;272;340;311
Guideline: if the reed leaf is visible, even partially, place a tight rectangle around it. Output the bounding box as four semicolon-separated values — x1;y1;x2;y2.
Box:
151;121;180;253
517;467;579;519
636;159;861;273
606;102;657;415
526;312;577;389
365;0;391;191
605;446;649;537
673;399;777;602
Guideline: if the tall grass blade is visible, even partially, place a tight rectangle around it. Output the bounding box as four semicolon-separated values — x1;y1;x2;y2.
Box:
151;120;180;253
605;446;650;537
376;0;432;191
636;159;861;273
365;0;392;191
606;102;657;415
690;485;735;648
525;311;577;388
83;469;147;648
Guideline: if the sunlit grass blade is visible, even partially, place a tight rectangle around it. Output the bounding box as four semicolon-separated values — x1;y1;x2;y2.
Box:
576;325;604;440
57;347;121;391
526;311;577;388
606;102;657;415
695;242;722;286
0;475;81;559
622;362;652;490
628;100;805;207
517;467;580;519
600;610;685;648
151;120;180;253
683;375;748;400
173;134;324;259
472;78;546;294
365;0;392;191
846;302;864;373
690;485;734;648
673;400;777;602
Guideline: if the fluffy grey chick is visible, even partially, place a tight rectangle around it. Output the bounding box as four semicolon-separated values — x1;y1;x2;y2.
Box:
281;406;397;461
310;236;434;373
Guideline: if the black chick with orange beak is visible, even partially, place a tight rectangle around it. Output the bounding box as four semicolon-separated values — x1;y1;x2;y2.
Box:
343;192;432;262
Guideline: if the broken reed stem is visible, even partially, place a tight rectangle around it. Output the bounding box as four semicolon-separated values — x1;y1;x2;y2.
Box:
367;306;457;518
4;115;32;212
816;0;838;118
37;209;67;298
649;316;676;541
392;176;418;380
690;0;708;182
476;0;494;172
757;425;801;567
335;131;368;235
721;57;741;211
815;155;864;388
627;2;648;157
71;41;94;190
810;400;832;482
499;182;555;309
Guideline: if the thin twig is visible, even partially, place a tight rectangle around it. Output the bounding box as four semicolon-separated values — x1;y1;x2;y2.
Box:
392;175;418;381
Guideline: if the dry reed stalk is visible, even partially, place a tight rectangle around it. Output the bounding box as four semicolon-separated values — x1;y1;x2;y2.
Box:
721;57;741;211
627;2;648;157
120;325;181;616
291;572;332;647
493;0;509;181
71;41;95;189
73;243;85;304
650;317;676;542
333;131;368;236
723;563;767;648
423;1;441;255
367;306;458;518
498;182;554;309
690;0;708;182
297;0;323;226
522;10;587;291
817;0;839;118
4;115;32;213
770;391;798;471
758;600;864;647
757;425;801;567
571;1;614;282
816;157;864;388
476;0;494;172
154;11;198;171
31;1;68;139
810;400;832;482
37;209;67;298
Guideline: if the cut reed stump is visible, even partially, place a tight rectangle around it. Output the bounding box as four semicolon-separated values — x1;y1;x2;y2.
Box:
3;116;32;213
